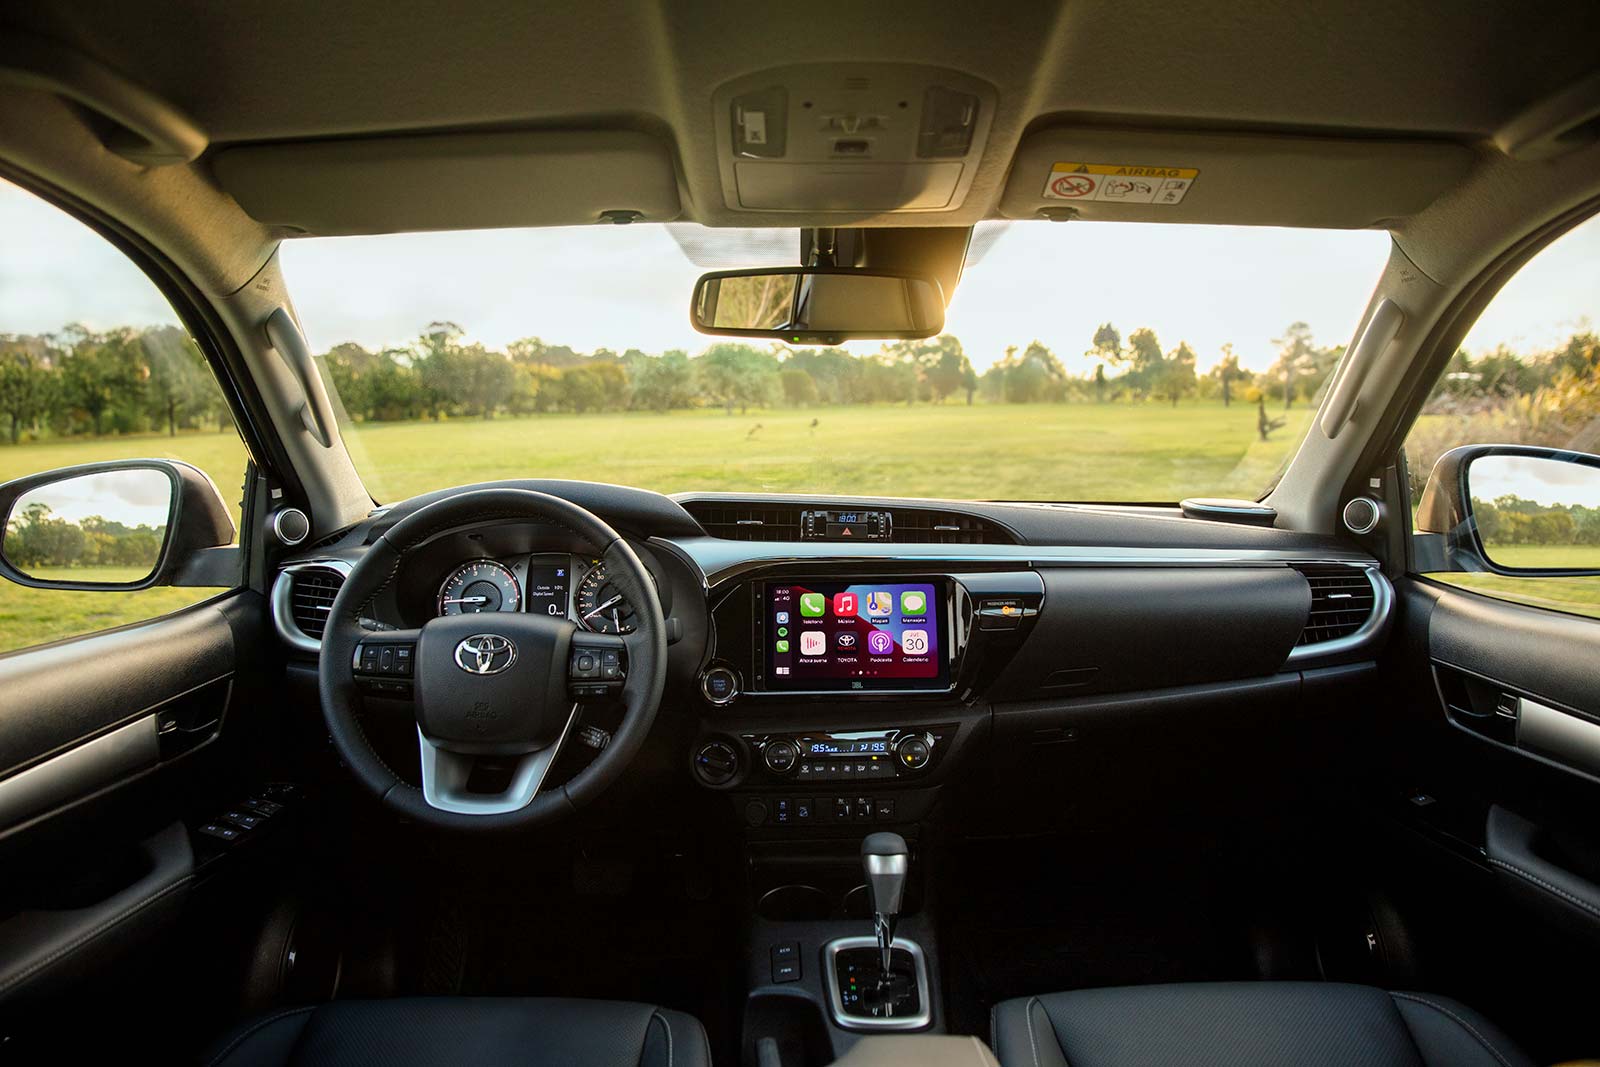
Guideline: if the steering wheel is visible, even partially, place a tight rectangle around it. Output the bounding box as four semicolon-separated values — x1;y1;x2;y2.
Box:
318;488;667;831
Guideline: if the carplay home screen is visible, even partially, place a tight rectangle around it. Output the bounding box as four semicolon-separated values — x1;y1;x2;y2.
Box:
765;581;945;690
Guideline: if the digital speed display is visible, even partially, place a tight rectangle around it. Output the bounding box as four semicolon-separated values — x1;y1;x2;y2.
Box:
761;579;950;692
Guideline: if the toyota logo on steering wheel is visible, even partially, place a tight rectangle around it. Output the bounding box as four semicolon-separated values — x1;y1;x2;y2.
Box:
454;633;517;675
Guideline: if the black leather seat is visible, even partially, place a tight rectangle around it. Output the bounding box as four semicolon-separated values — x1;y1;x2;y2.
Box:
203;996;711;1067
991;982;1532;1067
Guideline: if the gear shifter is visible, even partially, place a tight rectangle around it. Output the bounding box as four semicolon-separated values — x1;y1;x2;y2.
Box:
861;831;908;974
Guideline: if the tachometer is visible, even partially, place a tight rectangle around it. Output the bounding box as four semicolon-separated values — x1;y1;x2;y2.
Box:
574;561;637;634
437;559;522;615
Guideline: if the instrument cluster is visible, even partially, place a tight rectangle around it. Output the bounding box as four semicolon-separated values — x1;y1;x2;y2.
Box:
434;553;638;634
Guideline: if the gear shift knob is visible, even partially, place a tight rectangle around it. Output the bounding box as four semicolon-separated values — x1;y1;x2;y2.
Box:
861;832;908;973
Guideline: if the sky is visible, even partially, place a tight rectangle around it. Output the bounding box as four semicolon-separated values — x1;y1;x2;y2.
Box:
2;178;1598;375
14;468;171;528
1471;454;1600;509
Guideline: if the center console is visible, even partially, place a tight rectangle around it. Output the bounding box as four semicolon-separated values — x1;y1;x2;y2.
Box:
694;567;1043;1064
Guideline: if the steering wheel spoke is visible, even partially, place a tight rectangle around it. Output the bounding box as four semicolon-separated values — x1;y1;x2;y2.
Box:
417;705;579;815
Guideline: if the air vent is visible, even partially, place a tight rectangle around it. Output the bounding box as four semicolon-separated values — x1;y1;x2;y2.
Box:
683;501;1014;544
288;566;344;639
891;509;1011;545
1294;564;1377;646
687;503;803;541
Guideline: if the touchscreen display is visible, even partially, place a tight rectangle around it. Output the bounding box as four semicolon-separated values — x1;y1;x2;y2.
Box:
763;581;948;691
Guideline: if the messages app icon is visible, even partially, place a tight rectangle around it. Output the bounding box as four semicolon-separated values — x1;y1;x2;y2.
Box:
799;592;826;617
900;589;927;615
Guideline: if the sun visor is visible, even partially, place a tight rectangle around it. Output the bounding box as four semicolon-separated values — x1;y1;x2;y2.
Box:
211;129;680;235
1001;127;1475;228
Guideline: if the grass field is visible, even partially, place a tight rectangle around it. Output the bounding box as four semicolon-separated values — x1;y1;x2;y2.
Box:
1429;544;1600;620
3;398;1590;649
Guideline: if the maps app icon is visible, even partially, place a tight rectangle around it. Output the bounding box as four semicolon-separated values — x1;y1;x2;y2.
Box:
866;591;893;616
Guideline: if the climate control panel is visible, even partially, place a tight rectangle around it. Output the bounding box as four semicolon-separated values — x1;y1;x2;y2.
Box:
693;726;955;790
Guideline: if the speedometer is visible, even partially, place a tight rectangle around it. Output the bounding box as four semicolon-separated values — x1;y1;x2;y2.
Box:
437;559;522;615
574;562;637;634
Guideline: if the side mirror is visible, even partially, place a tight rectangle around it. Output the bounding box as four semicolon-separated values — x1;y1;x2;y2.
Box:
691;267;945;345
0;460;236;591
1416;444;1600;575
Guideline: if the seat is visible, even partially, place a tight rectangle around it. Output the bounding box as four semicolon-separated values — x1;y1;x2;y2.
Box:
991;982;1533;1067
203;996;711;1067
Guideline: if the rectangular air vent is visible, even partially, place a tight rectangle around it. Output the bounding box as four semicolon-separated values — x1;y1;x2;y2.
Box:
288;566;345;638
891;509;1011;545
1293;564;1376;646
683;501;1013;544
687;503;803;541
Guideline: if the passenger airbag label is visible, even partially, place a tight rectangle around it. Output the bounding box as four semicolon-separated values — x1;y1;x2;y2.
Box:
1043;162;1198;205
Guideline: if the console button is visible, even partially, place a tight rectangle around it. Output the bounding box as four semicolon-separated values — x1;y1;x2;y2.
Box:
774;798;792;824
795;798;813;821
701;666;739;705
833;797;852;821
772;959;801;983
854;797;873;821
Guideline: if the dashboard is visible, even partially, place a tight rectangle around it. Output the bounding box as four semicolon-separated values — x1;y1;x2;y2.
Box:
268;480;1396;827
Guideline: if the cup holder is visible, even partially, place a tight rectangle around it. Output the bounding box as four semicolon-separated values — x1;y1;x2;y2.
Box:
757;884;832;921
842;884;873;919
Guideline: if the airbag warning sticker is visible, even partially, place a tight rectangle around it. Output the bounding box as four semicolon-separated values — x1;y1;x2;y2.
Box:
1042;162;1198;205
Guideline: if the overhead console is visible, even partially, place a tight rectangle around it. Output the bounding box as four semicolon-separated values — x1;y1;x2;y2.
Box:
712;63;997;216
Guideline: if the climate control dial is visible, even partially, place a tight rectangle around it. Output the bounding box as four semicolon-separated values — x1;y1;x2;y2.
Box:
895;734;933;771
763;738;800;774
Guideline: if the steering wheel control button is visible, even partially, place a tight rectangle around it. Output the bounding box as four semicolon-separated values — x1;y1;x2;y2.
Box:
763;739;800;774
896;735;933;770
694;740;740;786
701;666;739;705
569;642;628;700
354;641;418;695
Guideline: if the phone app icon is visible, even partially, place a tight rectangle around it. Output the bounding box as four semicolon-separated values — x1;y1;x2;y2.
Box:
900;628;929;655
836;632;859;651
774;639;790;653
775;611;789;624
833;592;858;616
899;590;927;616
799;593;826;617
800;631;827;656
866;591;893;617
867;630;894;655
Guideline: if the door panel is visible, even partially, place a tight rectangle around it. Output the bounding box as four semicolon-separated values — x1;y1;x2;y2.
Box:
0;590;272;1016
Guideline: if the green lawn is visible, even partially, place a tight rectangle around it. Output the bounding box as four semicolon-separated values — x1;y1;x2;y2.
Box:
4;400;1313;652
1427;544;1600;621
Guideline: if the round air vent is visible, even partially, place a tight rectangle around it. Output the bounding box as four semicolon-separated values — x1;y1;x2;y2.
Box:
272;507;311;546
1342;497;1382;535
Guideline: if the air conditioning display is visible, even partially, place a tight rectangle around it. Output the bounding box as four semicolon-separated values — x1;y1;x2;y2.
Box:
761;580;950;692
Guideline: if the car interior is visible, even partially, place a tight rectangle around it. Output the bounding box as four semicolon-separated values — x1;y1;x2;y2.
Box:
3;2;1600;1065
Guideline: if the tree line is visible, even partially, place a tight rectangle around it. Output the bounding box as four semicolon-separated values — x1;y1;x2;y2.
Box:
1474;494;1600;546
3;501;164;570
2;316;1593;444
0;325;228;444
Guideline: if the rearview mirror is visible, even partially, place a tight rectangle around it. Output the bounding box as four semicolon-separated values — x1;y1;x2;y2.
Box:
691;267;944;344
0;460;236;590
1416;444;1600;575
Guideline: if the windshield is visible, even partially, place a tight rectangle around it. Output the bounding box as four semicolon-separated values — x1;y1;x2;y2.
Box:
285;221;1391;503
